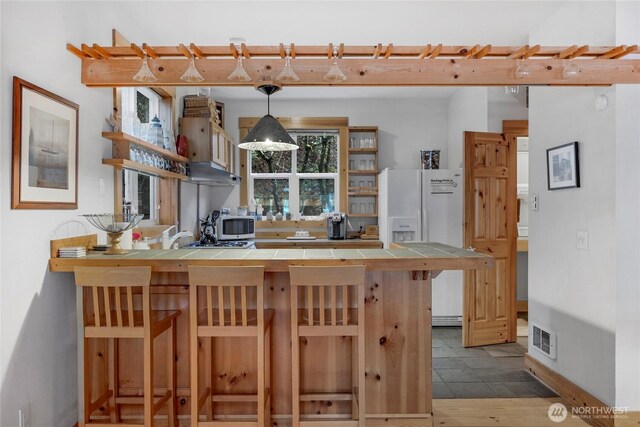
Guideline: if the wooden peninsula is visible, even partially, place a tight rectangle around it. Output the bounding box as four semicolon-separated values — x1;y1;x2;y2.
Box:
49;240;492;427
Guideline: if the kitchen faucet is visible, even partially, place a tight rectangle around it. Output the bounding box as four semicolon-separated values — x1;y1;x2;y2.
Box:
161;225;194;249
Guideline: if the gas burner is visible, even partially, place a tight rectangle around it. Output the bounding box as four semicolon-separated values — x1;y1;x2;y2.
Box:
186;240;255;249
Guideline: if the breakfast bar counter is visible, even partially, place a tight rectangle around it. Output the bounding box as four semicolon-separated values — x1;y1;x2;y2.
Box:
50;240;492;426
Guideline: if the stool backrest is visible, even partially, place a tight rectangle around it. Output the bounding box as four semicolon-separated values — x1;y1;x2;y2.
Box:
289;265;366;326
188;266;265;327
74;266;151;328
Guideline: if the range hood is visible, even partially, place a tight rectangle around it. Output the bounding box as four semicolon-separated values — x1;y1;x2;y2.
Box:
186;162;241;187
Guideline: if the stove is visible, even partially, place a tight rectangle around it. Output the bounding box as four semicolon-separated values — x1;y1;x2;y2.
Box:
185;240;255;249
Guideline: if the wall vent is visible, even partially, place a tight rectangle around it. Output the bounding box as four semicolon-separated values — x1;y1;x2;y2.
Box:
531;322;557;359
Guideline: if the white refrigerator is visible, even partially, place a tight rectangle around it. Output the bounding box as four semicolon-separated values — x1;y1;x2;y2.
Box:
378;168;464;326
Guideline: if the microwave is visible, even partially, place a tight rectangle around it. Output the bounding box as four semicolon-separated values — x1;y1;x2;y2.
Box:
216;215;255;240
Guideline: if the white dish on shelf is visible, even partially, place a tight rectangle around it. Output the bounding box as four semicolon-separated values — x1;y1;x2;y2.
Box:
286;236;317;240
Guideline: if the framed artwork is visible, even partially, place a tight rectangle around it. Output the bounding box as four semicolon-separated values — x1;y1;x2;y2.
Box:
12;77;79;209
547;141;580;190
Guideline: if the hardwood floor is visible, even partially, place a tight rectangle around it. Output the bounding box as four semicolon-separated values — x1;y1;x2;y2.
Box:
434;397;591;426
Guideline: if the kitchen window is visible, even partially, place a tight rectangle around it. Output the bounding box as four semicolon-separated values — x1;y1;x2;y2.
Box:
119;87;169;225
249;131;339;217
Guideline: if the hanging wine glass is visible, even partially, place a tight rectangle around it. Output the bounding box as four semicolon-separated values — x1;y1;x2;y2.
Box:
276;46;299;82
132;53;158;83
323;46;347;83
228;56;252;82
562;59;580;79
180;55;205;83
514;59;531;79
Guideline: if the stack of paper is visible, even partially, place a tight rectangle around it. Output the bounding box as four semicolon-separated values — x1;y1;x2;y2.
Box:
58;246;87;258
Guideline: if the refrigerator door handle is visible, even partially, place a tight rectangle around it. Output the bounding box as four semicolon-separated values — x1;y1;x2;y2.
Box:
422;208;428;242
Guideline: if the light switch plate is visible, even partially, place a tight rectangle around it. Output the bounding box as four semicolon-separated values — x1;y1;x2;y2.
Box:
99;178;106;197
576;230;589;250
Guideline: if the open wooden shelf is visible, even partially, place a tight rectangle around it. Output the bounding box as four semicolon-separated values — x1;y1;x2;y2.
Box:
102;158;188;180
102;132;189;163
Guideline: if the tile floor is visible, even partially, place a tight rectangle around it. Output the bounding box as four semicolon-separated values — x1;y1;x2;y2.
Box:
432;327;558;399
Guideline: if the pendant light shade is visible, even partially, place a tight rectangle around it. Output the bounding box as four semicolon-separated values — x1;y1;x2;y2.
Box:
238;84;298;151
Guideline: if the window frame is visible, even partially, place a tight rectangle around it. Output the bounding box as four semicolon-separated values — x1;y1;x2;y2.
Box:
248;131;340;217
240;117;349;218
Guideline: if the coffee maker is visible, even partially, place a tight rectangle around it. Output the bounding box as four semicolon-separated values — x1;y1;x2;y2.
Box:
327;212;347;240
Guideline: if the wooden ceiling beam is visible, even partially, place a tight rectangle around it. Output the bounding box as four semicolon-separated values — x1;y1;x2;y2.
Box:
557;45;578;59
373;43;382;59
523;45;540;59
290;43;296;59
508;45;529;59
569;45;589;59
177;43;192;59
92;44;112;59
189;43;205;59
418;44;432;59
279;43;286;59
80;57;640;87
142;43;158;59
71;44;637;60
130;43;145;58
241;43;251;59
429;44;443;59
384;43;393;59
612;44;638;59
229;43;239;59
67;43;87;59
81;43;101;59
464;45;481;59
474;45;492;59
598;45;626;59
327;43;334;59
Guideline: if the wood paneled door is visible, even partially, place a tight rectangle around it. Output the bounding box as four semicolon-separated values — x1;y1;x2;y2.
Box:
463;132;517;347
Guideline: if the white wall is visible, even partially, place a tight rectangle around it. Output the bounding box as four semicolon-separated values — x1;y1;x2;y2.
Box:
528;1;617;405
447;87;488;169
206;96;450;211
614;0;640;411
0;3;116;426
487;87;528;133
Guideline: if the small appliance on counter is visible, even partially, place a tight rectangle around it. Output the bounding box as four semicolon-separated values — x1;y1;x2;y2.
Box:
327;212;347;240
216;215;255;240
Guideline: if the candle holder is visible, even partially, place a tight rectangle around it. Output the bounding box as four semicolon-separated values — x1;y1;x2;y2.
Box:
82;214;144;255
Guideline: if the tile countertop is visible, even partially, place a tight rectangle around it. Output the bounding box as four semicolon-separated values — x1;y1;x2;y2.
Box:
253;238;383;249
49;242;493;273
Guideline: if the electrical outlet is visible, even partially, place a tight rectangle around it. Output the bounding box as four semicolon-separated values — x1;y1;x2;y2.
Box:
358;222;364;229
99;177;106;197
531;193;539;211
576;230;589;250
18;404;30;427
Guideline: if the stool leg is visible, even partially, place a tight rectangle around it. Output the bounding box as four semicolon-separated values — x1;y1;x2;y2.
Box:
190;286;199;426
83;337;91;424
290;286;300;427
167;319;177;427
144;330;154;427
357;283;366;426
258;327;265;427
109;337;122;423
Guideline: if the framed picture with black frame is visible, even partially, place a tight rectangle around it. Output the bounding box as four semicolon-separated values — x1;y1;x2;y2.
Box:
547;141;580;190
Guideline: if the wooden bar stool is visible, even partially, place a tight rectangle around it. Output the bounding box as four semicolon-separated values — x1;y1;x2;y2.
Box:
289;265;366;427
74;266;179;427
188;265;273;426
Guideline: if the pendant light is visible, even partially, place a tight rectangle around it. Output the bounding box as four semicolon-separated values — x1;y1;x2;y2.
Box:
238;83;298;151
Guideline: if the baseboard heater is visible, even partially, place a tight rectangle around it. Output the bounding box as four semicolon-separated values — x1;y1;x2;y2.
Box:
432;315;463;327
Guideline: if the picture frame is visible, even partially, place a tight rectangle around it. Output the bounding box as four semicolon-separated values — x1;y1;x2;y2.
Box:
12;77;79;209
547;141;580;190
